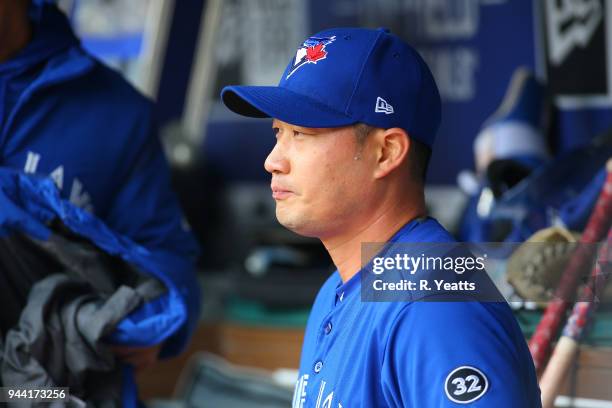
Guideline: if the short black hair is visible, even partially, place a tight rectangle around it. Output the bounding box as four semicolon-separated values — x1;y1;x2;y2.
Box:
352;123;431;183
408;137;431;184
354;123;374;145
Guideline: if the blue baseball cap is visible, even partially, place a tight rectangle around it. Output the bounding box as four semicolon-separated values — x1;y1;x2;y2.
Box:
221;27;441;147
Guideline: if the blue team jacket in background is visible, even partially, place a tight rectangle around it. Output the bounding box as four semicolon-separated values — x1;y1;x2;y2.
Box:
0;4;201;406
0;168;201;407
0;3;198;261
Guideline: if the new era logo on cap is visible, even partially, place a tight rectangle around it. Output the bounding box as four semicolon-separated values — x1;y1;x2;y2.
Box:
375;97;394;115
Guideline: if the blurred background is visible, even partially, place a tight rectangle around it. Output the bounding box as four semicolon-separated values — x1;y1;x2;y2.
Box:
53;0;612;407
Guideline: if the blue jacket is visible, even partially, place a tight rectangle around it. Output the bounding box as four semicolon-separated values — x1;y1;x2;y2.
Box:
0;168;201;406
1;5;197;257
0;4;201;405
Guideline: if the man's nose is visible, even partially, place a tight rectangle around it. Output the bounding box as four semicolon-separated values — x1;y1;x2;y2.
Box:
264;142;290;174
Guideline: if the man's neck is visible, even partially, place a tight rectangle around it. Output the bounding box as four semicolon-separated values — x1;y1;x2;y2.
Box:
0;3;32;63
322;195;426;283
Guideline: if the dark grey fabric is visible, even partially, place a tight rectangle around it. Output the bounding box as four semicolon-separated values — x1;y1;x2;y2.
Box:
0;229;166;407
1;275;127;406
0;234;61;335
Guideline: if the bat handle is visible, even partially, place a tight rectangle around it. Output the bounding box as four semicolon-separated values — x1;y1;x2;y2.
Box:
540;337;579;408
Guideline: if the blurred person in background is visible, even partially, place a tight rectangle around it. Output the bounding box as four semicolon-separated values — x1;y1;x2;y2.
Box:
0;0;199;371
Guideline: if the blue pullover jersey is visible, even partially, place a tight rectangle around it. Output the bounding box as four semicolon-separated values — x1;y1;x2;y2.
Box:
293;218;541;407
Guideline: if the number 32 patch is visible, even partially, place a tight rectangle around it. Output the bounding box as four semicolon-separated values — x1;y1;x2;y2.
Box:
444;366;489;404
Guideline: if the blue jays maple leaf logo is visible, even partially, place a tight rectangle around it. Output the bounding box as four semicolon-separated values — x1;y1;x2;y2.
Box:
286;35;336;79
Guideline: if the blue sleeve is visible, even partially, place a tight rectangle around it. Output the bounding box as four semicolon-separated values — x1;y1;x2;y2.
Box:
102;119;201;357
381;301;541;407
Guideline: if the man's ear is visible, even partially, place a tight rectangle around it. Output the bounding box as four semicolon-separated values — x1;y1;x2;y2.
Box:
373;127;410;179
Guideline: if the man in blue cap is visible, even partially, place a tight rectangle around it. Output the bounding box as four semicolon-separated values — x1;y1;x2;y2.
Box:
222;28;541;407
0;0;199;372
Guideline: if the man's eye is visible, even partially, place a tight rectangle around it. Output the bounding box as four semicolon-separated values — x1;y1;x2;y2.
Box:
272;127;280;137
293;130;303;137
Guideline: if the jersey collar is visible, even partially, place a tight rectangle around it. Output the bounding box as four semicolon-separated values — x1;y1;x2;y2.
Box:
333;216;430;304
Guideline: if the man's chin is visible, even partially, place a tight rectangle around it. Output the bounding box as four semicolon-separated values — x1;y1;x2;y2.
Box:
276;217;306;236
275;211;318;238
